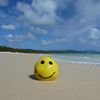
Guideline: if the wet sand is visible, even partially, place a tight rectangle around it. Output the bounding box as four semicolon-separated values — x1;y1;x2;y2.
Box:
0;52;100;100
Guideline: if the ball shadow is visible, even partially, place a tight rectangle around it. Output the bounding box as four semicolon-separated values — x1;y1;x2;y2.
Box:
29;74;37;80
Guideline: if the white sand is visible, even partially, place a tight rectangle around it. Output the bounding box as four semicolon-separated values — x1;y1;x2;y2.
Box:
0;52;100;100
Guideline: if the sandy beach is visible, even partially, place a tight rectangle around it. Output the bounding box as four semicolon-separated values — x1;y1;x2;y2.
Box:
0;52;100;100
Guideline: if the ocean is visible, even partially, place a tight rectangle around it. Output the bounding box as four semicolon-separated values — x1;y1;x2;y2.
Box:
50;53;100;65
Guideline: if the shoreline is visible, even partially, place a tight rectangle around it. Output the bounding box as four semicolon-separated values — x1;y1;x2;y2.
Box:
1;52;100;65
56;59;100;65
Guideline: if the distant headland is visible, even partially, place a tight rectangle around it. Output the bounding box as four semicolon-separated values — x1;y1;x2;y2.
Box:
0;45;100;54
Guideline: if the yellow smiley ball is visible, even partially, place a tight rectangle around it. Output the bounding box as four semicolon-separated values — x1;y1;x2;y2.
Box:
34;55;59;81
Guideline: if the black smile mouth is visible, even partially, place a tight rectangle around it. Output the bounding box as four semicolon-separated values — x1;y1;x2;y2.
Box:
38;72;55;79
35;70;55;79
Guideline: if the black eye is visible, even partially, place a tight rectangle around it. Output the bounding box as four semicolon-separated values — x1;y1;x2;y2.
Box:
41;60;45;64
49;61;53;65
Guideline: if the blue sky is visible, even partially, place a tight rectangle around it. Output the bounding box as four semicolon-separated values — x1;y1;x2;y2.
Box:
0;0;100;51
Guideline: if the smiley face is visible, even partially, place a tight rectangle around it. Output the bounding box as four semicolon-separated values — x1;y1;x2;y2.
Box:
34;55;59;81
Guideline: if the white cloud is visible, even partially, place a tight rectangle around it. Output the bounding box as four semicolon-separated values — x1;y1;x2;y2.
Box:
76;0;100;23
41;37;71;45
16;0;61;25
4;33;15;43
78;27;100;46
1;24;16;30
30;27;48;35
88;28;100;40
4;33;35;43
79;37;85;43
5;33;13;38
31;0;56;14
54;38;69;44
27;32;35;39
0;0;8;6
41;39;53;45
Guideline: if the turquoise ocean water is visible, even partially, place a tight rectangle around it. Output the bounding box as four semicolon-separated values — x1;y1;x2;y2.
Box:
49;53;100;65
